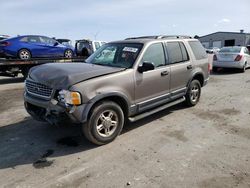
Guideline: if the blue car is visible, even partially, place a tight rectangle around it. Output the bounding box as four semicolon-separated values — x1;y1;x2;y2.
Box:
0;35;75;60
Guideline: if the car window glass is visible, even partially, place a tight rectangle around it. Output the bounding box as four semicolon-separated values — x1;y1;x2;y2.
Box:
142;43;165;67
86;43;143;68
40;36;56;45
20;37;28;42
95;42;101;50
179;42;189;61
188;41;207;60
167;42;183;64
244;48;249;54
27;36;41;43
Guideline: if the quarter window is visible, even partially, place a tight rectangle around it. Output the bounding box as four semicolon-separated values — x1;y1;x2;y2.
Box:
142;43;165;67
167;42;183;64
188;41;207;60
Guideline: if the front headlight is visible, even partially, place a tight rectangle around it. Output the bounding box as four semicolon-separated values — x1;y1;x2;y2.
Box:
58;90;82;106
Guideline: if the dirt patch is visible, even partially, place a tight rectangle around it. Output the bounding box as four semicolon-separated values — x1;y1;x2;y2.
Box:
33;149;54;169
218;108;240;116
163;130;188;142
199;172;250;188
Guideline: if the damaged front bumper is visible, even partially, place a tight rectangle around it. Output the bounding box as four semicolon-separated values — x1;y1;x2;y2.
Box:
24;91;88;125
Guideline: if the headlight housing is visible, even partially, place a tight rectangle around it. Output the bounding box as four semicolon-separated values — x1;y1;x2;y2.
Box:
58;90;82;106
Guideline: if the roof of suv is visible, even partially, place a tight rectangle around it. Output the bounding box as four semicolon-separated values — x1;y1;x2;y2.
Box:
111;35;195;44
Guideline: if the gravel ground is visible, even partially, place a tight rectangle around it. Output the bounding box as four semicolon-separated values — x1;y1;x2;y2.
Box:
0;69;250;188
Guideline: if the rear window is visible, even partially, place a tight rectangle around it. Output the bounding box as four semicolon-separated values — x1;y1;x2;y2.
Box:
220;47;241;53
188;41;207;60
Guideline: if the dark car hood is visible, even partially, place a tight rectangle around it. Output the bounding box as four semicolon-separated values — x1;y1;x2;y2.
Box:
29;63;125;89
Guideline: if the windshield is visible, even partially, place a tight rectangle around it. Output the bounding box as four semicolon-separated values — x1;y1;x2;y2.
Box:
85;43;143;68
220;47;241;53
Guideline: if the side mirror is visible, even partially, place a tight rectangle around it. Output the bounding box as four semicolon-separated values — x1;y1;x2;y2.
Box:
54;42;59;46
138;61;155;73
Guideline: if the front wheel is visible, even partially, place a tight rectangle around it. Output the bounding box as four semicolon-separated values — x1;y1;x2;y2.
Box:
185;80;201;107
64;49;73;58
82;101;124;145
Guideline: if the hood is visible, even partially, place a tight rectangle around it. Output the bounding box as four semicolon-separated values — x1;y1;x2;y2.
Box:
29;63;125;89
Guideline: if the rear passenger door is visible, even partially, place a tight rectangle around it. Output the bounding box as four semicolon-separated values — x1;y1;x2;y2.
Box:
166;42;192;98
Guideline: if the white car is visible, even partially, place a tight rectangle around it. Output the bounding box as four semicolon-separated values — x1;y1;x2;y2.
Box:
206;47;220;54
213;46;250;72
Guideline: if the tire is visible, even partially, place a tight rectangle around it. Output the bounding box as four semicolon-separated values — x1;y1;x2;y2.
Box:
212;67;218;72
81;48;90;57
185;80;201;107
22;67;30;79
240;63;246;73
18;49;31;60
64;49;73;58
82;101;124;145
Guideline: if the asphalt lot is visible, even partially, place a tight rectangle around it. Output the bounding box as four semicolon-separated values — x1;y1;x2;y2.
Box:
0;69;250;188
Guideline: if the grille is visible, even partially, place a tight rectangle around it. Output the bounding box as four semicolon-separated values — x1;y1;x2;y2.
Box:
25;80;53;99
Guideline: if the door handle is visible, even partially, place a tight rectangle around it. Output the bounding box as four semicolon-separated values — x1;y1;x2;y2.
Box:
161;70;169;76
187;65;193;70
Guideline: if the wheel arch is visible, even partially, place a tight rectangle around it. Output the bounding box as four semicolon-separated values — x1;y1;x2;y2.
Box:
18;48;32;58
82;93;131;123
188;72;205;87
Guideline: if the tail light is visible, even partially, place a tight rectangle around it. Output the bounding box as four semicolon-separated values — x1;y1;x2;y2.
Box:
234;55;242;61
0;41;11;46
213;54;217;61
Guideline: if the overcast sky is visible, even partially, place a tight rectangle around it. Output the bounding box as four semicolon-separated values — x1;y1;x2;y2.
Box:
0;0;249;42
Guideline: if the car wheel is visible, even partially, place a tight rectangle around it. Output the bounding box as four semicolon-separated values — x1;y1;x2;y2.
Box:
83;101;124;145
19;49;31;60
240;63;246;73
64;49;73;58
185;80;201;107
212;67;218;72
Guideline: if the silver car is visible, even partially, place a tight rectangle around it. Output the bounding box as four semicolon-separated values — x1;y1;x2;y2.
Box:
213;46;250;72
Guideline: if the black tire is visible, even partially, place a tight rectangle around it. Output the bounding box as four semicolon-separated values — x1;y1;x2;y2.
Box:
22;67;30;79
18;49;31;60
82;101;124;145
240;64;246;73
64;49;73;58
81;47;90;57
212;67;218;72
185;80;201;107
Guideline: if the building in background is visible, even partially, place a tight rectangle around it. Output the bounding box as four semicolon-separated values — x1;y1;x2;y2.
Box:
198;30;250;48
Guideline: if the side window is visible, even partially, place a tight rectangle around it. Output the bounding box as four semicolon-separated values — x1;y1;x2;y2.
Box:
20;37;28;42
95;42;101;50
142;43;165;67
244;48;249;54
167;42;183;64
27;36;41;43
179;42;189;61
188;41;207;60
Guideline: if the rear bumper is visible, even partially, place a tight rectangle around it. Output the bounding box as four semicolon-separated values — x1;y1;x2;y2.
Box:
213;61;244;69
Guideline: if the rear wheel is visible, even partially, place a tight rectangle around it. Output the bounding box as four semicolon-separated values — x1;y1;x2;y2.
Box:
240;63;246;73
185;80;201;107
82;101;124;145
64;49;73;58
212;67;218;72
18;49;31;60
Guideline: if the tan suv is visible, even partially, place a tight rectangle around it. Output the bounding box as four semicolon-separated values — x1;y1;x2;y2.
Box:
24;35;209;145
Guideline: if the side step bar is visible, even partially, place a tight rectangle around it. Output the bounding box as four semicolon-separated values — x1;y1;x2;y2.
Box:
128;97;185;122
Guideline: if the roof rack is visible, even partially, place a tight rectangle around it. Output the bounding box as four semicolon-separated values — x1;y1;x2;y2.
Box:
125;35;192;40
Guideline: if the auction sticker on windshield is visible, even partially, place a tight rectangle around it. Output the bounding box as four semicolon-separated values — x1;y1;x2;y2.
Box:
123;47;138;53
